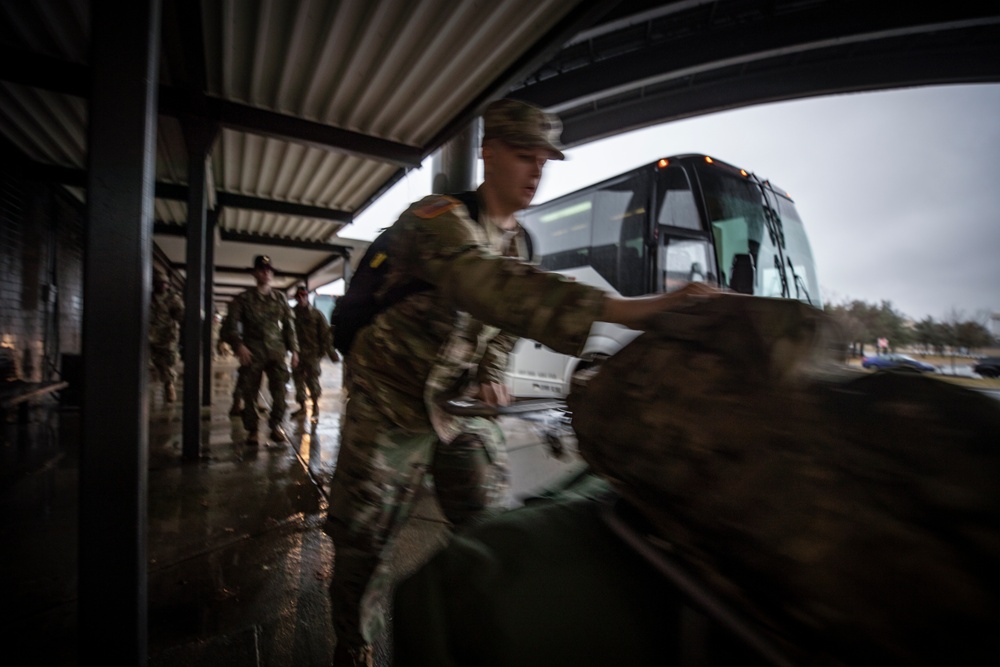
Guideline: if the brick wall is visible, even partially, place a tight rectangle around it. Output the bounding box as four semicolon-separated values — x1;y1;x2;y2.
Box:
0;174;84;383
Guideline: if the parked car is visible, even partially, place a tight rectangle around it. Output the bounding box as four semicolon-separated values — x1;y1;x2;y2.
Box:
973;356;1000;378
861;354;937;373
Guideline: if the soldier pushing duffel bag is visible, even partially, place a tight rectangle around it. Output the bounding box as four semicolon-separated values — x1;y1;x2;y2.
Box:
395;295;1000;666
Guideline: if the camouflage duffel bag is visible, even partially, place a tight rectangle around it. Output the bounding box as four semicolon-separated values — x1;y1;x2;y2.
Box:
568;294;1000;666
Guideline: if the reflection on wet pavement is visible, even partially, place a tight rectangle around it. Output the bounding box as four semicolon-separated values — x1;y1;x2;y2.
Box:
3;353;581;666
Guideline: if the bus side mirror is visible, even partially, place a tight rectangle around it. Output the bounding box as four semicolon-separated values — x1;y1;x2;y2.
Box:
729;253;755;294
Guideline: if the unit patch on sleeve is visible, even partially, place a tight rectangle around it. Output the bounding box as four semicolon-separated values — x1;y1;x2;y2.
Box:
414;196;460;219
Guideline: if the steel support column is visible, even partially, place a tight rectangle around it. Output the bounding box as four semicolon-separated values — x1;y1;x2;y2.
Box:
431;118;479;194
201;208;218;407
182;120;216;460
80;0;160;663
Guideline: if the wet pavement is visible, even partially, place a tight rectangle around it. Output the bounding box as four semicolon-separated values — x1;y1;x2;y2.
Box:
1;355;582;666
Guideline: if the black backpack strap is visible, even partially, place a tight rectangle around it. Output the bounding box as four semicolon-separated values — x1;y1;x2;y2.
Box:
449;190;480;222
523;223;533;261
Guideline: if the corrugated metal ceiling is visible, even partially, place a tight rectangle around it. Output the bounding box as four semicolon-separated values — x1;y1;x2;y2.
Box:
0;0;604;301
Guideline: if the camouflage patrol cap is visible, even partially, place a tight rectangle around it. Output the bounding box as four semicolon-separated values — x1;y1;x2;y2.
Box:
253;255;273;271
482;98;565;160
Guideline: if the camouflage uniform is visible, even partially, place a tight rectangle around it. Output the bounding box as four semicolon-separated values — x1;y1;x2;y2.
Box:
292;299;333;415
149;279;184;401
220;288;298;436
327;188;605;655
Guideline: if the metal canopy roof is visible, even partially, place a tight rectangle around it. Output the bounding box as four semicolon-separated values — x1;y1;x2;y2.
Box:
1;0;615;304
2;0;999;307
514;2;1000;146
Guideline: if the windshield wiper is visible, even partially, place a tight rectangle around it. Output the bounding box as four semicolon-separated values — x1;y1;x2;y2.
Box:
786;256;814;306
773;255;790;298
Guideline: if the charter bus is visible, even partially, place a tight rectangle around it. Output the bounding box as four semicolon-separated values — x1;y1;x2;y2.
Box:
506;154;821;398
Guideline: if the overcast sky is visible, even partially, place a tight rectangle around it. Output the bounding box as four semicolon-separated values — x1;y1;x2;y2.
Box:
335;83;1000;324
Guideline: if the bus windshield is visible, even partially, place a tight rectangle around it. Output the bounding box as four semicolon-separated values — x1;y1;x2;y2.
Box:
695;163;820;306
775;196;821;306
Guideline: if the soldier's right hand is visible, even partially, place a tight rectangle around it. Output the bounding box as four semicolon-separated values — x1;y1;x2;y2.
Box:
600;282;723;330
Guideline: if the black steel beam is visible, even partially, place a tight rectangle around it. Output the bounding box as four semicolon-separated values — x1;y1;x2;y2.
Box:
187;96;424;169
556;39;1000;147
161;0;208;94
155;181;189;201
11;159;88;187
212;281;258;289
0;45;90;96
153;221;185;236
513;4;1000;111
218;229;353;255
155;182;352;224
306;252;350;282
209;264;307;280
216;191;352;223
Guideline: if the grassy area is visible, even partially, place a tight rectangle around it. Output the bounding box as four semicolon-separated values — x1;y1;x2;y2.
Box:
846;354;1000;390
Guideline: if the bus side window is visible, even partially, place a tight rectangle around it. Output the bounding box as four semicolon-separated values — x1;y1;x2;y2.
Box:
657;167;700;230
593;176;647;296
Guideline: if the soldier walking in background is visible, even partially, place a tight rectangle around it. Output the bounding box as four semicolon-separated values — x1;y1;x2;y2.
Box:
220;255;299;447
291;284;335;423
149;269;184;403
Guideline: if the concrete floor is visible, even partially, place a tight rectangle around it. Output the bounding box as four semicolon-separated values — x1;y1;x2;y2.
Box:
1;355;582;666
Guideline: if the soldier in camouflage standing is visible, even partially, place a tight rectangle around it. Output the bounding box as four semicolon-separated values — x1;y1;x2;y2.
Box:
291;284;335;422
149;269;184;403
325;98;718;666
220;255;299;447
